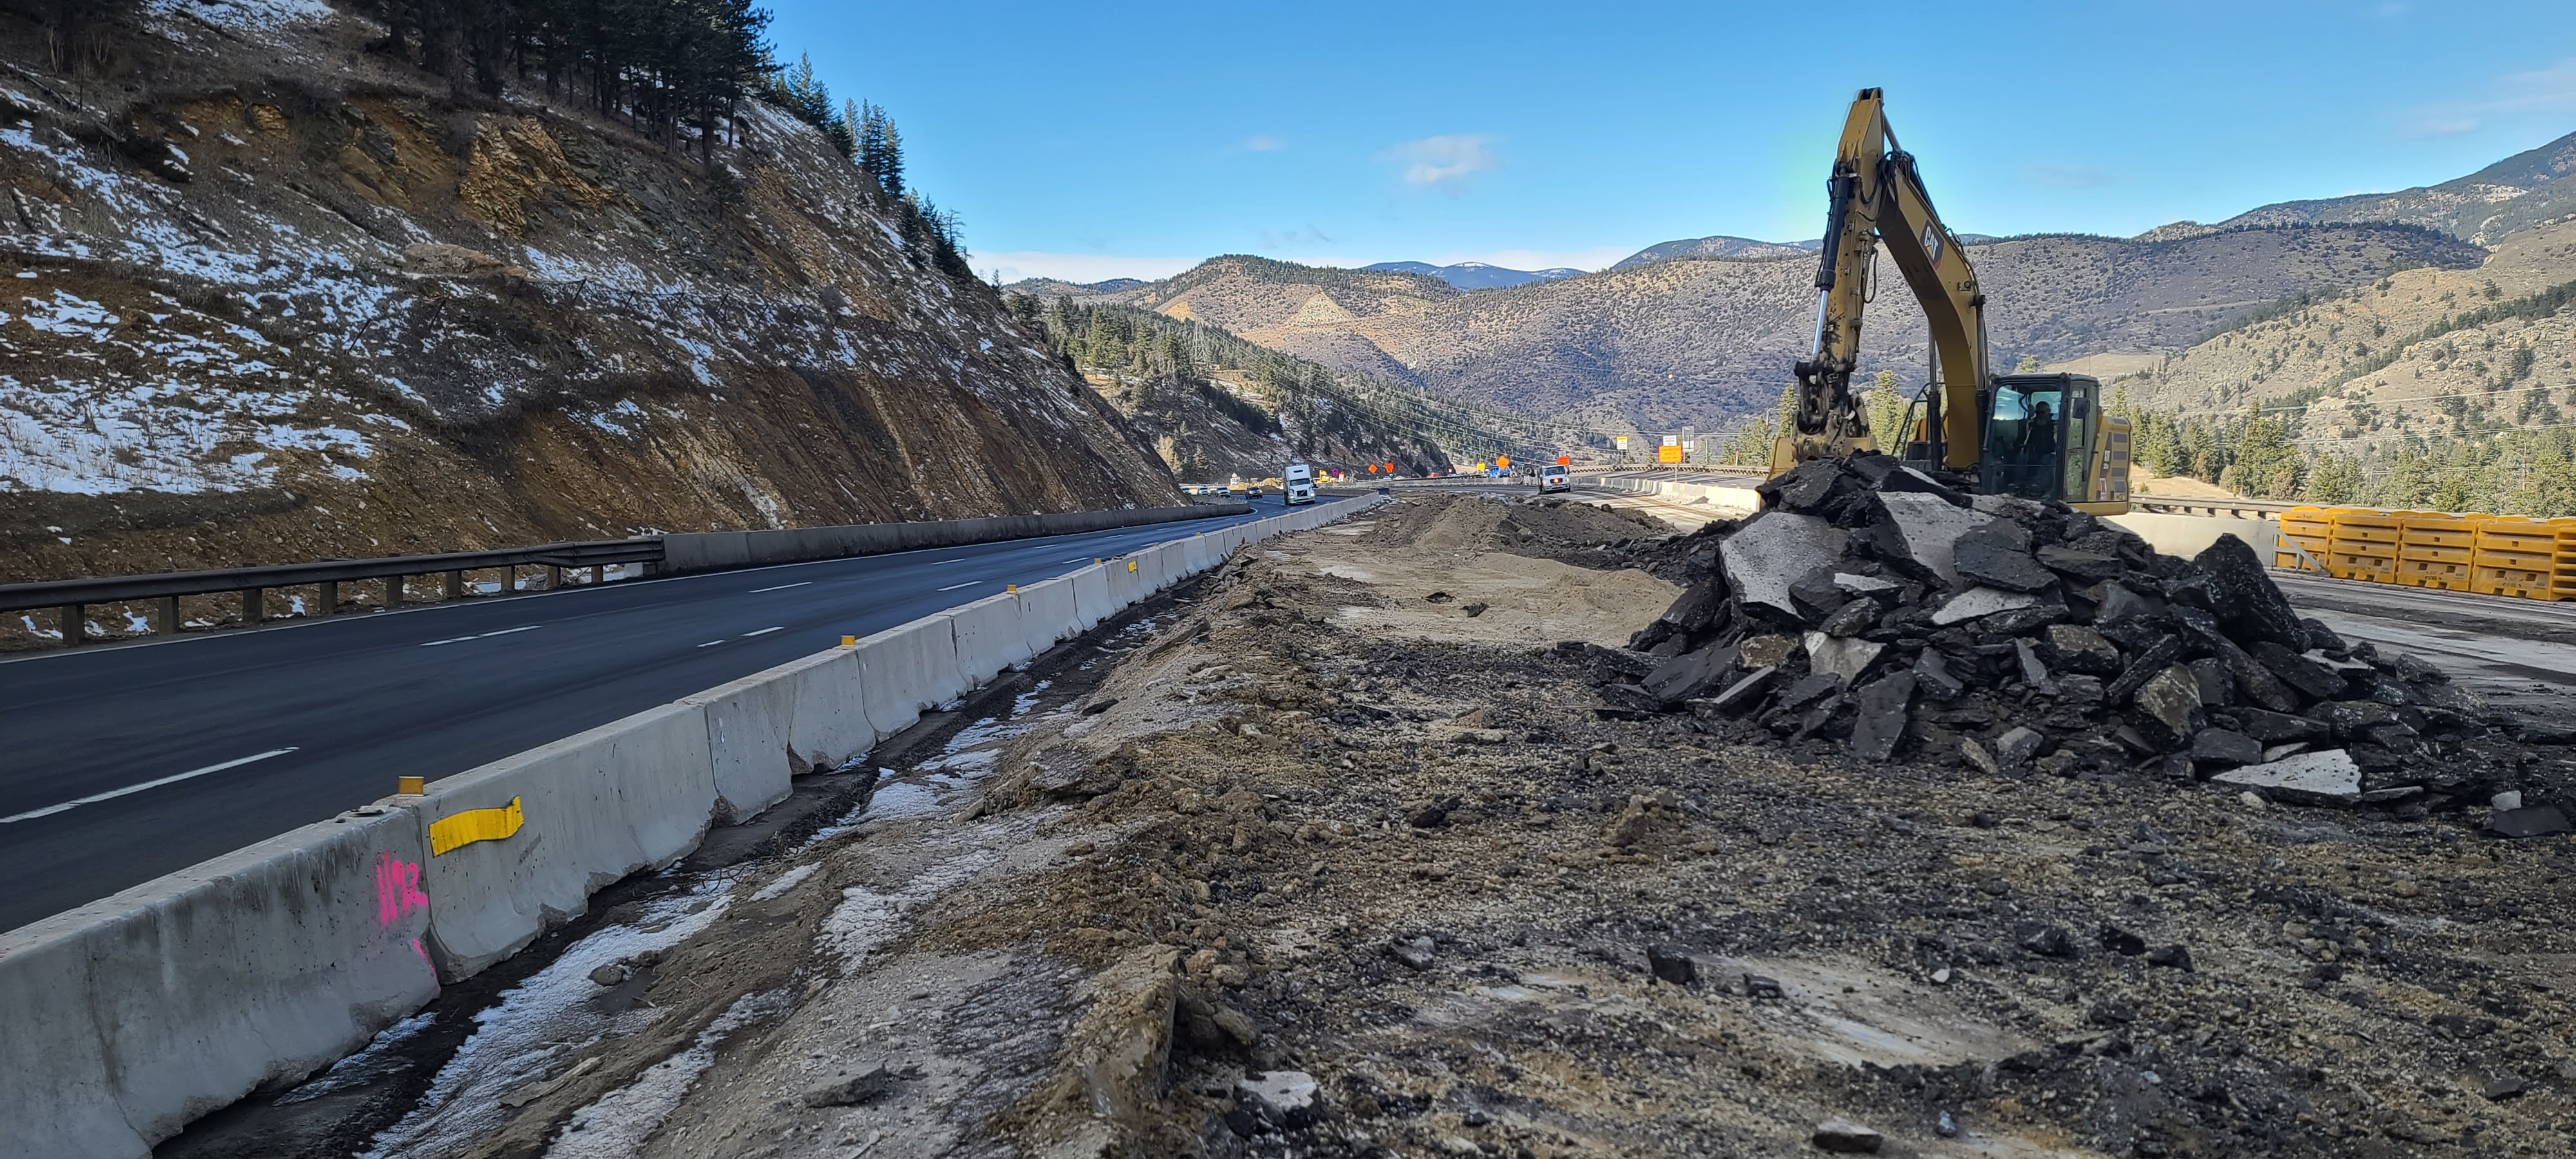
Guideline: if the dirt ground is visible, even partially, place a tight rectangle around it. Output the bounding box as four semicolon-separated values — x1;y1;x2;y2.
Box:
188;493;2576;1158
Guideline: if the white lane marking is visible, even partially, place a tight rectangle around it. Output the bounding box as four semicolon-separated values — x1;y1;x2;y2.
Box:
742;626;784;637
421;625;542;647
1063;556;1096;563
748;581;811;594
1;748;299;824
936;581;982;592
929;558;969;565
697;640;726;648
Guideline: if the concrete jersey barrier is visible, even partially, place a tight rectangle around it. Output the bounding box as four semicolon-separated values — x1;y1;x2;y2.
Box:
412;702;719;979
1068;563;1116;630
661;502;1246;574
0;807;437;1158
1012;576;1082;657
0;493;1394;1156
683;648;875;822
852;617;968;740
945;592;1028;690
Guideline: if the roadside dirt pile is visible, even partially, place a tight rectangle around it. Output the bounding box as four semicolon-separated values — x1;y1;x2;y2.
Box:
1622;455;2573;831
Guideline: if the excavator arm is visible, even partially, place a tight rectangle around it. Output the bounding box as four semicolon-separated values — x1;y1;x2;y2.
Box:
1777;88;1987;471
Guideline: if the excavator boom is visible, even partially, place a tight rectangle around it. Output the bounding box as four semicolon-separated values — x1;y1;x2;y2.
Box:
1772;89;2129;514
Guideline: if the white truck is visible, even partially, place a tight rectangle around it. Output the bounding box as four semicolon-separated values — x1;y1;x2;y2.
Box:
1283;461;1317;505
1539;462;1571;493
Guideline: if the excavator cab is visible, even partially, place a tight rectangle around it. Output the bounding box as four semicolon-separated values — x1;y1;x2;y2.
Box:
1895;372;2130;514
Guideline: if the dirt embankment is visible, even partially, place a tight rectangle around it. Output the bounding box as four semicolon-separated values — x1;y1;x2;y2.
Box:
0;3;1181;608
194;494;2573;1158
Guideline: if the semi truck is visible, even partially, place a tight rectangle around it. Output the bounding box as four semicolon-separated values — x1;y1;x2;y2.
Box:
1283;461;1317;505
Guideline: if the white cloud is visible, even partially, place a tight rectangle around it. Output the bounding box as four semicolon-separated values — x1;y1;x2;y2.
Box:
2404;55;2576;136
1385;134;1499;194
970;251;1204;285
1244;134;1286;152
1428;245;1634;272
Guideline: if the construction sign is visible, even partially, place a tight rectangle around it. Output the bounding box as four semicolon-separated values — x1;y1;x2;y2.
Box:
1557;455;1571;466
1497;455;1510;469
1658;444;1684;464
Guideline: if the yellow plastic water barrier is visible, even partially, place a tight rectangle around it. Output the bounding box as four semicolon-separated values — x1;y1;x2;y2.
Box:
2395;513;2479;592
2469;517;2574;602
2324;509;2401;583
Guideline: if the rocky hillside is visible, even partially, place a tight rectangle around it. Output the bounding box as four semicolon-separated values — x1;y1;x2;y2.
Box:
0;1;1181;587
1039;227;2484;433
2118;218;2576;443
2213;128;2576;247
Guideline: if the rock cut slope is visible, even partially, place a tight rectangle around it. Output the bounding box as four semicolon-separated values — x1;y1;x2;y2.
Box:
0;1;1180;588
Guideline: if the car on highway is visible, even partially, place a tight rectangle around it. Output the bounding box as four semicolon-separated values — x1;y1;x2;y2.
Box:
1540;463;1571;493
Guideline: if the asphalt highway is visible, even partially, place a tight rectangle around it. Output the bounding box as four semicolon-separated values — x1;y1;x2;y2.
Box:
0;499;1330;934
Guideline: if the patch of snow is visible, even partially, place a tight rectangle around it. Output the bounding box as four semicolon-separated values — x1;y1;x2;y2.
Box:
546;988;791;1158
819;851;996;969
750;863;820;901
360;879;737;1159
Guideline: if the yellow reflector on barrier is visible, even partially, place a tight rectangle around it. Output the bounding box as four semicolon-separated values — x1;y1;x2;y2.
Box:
1128;560;1138;572
430;795;524;856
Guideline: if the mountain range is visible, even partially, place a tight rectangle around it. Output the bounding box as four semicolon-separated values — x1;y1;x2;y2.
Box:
1359;260;1584;289
1007;128;2576;435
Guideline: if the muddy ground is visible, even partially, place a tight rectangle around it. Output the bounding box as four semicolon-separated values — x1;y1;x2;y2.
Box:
174;494;2575;1158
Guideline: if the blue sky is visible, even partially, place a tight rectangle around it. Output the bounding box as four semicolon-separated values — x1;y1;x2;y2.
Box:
764;0;2576;283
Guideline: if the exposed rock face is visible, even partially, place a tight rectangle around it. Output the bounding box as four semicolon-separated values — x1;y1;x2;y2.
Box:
0;4;1182;592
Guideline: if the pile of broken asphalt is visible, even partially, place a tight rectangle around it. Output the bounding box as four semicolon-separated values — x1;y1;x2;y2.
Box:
1619;455;2574;833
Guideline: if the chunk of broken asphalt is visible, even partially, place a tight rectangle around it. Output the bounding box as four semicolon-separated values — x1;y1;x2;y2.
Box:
1721;512;1850;618
1811;1117;1885;1154
1646;945;1698;985
1238;1070;1320;1128
2210;748;2363;806
1848;672;1917;762
1954;521;2056;592
2190;728;2264;768
1385;938;1435;970
2016;922;2076;958
2490;804;2572;838
802;1064;902;1107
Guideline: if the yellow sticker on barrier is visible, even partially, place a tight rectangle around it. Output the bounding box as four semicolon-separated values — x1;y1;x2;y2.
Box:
430;796;525;856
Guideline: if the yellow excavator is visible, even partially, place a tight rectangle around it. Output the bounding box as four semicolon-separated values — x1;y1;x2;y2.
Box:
1770;88;2132;516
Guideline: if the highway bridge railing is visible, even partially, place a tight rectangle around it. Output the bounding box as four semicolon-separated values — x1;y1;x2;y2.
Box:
0;502;1249;650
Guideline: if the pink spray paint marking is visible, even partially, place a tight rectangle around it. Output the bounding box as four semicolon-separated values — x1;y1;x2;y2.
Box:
376;851;430;927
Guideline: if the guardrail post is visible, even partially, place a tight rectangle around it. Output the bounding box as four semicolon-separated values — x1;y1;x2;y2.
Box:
156;595;179;635
57;603;80;647
444;570;464;601
388;575;404;608
317;580;337;617
587;565;602;585
547;565;564;590
242;588;263;625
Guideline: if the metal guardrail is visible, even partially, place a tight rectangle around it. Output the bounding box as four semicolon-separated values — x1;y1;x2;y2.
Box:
2130;495;2297;519
0;538;664;648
